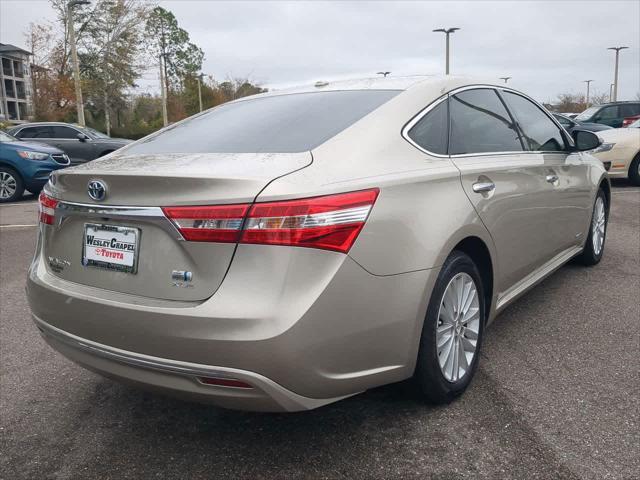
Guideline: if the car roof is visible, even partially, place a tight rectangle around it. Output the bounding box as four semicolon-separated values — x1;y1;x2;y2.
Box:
230;75;504;103
11;122;84;128
591;101;640;107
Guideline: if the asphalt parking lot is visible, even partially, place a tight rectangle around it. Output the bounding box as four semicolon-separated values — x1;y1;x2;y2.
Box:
1;182;638;480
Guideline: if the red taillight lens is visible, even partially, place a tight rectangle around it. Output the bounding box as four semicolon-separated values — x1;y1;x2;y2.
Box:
162;204;250;242
241;189;379;253
162;188;379;253
38;191;58;225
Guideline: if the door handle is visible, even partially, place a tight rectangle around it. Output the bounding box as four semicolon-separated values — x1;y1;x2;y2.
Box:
472;181;495;193
546;174;559;183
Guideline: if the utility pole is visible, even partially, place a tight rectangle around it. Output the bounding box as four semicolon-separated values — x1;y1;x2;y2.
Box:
67;0;90;127
500;77;511;84
609;83;614;102
159;54;168;126
197;73;204;112
583;79;594;107
433;27;460;75
607;46;628;102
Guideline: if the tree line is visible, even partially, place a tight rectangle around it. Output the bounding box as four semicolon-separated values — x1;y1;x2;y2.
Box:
25;1;265;139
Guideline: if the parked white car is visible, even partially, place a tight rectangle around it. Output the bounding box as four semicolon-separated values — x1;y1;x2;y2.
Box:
592;122;640;185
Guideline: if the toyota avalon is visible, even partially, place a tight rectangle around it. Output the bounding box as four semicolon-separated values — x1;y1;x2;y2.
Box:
27;76;610;411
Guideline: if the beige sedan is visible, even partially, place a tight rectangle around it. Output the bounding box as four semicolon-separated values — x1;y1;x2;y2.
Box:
592;122;640;185
27;77;610;411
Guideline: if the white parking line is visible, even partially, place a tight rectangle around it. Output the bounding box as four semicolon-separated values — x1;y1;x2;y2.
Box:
612;189;640;194
0;201;38;207
0;224;38;228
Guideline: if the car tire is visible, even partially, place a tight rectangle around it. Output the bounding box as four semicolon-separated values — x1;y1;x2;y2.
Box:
577;189;608;266
414;251;485;404
0;166;25;203
27;186;43;196
629;153;640;186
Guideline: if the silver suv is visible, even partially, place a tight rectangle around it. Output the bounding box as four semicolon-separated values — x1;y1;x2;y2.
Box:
27;76;609;411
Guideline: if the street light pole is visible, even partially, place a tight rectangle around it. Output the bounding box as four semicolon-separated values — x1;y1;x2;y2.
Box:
500;77;511;84
433;27;460;75
609;83;614;102
67;0;90;127
583;79;594;107
607;46;628;102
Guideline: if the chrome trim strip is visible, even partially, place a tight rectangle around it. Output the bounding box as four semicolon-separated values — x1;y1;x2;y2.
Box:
401;84;573;158
496;246;582;310
34;316;355;411
53;200;184;241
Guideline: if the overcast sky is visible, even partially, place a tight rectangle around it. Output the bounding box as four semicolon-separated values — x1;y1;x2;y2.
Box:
1;0;639;103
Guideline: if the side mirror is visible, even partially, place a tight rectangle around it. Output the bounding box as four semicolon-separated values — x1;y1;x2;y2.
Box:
77;132;88;142
572;129;601;151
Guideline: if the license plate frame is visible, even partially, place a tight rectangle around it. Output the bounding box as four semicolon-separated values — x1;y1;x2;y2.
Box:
82;223;140;274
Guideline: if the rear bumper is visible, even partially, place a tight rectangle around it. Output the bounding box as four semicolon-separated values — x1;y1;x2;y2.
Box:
34;316;348;411
27;235;437;411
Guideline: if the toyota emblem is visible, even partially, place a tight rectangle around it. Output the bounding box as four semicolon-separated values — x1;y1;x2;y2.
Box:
87;180;107;201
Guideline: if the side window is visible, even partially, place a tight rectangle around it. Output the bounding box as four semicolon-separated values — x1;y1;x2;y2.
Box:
449;89;523;155
596;106;618;120
17;126;52;138
621;104;640;117
51;126;80;139
502;92;566;152
407;99;448;154
555;115;572;128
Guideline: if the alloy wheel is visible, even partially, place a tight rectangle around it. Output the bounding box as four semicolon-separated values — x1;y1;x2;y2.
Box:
0;172;17;200
592;196;606;256
436;272;481;383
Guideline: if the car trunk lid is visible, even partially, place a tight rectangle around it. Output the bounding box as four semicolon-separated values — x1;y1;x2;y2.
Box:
42;152;311;301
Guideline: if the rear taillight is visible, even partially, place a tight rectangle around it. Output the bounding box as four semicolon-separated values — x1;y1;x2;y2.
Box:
162;204;250;242
241;189;379;253
163;188;379;253
38;192;58;225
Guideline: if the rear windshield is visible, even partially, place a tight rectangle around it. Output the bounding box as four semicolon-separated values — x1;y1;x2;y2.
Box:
125;90;400;154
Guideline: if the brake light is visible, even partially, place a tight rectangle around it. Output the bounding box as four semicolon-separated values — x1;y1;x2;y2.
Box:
162;204;250;242
241;189;378;253
38;191;58;225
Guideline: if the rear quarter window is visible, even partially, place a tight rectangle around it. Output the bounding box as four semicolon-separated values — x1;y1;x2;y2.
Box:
407;100;449;155
125;90;400;154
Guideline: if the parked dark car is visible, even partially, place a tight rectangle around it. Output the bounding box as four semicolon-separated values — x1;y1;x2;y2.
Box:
574;101;640;128
0;130;70;202
7;122;132;165
553;113;614;133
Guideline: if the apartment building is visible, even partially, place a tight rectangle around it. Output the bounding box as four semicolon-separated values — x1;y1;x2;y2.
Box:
0;43;34;124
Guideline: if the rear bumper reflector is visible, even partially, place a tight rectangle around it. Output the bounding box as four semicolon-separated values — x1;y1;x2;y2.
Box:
197;376;253;389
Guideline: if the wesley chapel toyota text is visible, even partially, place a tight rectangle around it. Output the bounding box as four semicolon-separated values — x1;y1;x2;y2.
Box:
27;76;610;411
